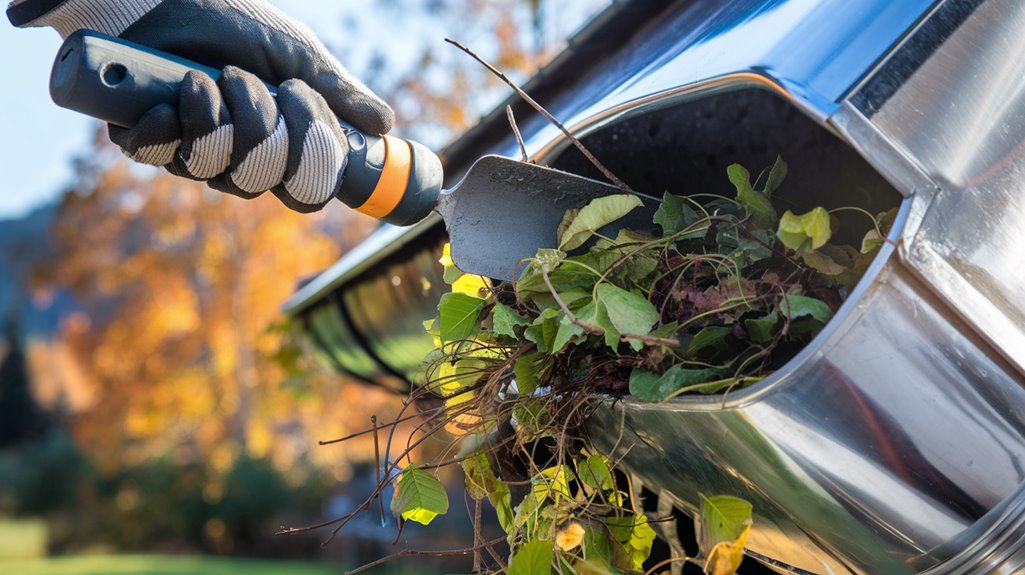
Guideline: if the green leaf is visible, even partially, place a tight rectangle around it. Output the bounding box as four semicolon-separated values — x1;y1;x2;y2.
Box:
509;539;553;575
595;302;621;351
516;252;592;303
628;369;662;402
584;527;613;565
524;307;561;353
490;480;514;533
390;466;449;525
573;558;619;575
513;352;546;396
654;192;701;236
860;228;884;255
801;250;847;276
462;451;496;500
777;208;831;253
629;366;728;402
687;326;732;358
744;312;779;344
734;228;775;264
579;454;614;491
698;495;753;554
780;294;833;324
427;357;487;397
438;292;485;343
728;164;775;228
607;514;656;572
559;195;644;251
762;155;788;197
492;303;530;338
533;465;574;503
443;263;463;284
595;284;659;350
556;208;581;242
651;321;680;340
552;314;585;354
423;317;440;340
638;364;726;402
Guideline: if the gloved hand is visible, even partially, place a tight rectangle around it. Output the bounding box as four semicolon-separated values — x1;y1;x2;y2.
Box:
7;0;394;212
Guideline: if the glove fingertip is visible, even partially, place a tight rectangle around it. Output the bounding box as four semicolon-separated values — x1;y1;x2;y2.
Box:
108;104;181;166
308;74;395;135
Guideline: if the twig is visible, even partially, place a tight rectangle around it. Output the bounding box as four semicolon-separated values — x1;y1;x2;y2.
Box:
621;333;680;347
472;498;483;573
446;38;636;196
506;105;529;163
372;415;385;524
318;410;431;445
345;536;506;575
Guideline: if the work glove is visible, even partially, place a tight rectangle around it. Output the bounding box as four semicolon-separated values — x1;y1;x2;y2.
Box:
7;0;394;212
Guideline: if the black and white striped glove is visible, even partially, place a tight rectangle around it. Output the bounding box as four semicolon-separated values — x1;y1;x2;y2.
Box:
109;66;350;211
8;0;394;212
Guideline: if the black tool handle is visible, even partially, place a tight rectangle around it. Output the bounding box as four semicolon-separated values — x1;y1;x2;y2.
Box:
49;30;442;226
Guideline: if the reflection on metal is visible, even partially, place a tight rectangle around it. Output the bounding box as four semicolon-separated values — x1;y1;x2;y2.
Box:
852;0;1025;377
342;237;448;384
287;0;1025;573
304;301;381;382
290;225;448;390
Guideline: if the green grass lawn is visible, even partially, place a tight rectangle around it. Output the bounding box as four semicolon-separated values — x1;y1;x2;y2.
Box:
0;555;349;575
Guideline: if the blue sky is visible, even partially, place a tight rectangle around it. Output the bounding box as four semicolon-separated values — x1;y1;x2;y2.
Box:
0;0;608;219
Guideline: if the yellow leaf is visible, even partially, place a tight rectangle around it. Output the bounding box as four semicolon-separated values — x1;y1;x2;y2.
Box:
439;243;454;268
451;273;490;297
555;522;586;551
703;523;751;575
443;389;480;436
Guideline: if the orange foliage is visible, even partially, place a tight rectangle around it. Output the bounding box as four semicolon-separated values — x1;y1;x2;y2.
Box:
34;141;401;478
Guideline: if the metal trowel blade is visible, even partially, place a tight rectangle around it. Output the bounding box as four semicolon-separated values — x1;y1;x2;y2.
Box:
435;155;660;281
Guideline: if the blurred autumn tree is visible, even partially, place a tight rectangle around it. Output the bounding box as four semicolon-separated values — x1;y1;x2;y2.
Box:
31;135;398;482
338;0;610;144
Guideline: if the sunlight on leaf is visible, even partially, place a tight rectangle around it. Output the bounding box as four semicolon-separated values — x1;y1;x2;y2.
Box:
390;466;449;525
697;495;752;565
438;292;485;343
607;514;656;572
705;523;751;575
559;195;643;251
728;164;775;228
777;207;831;252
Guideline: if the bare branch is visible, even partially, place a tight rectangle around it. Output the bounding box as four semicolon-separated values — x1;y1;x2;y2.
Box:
446;38;635;196
506;105;530;163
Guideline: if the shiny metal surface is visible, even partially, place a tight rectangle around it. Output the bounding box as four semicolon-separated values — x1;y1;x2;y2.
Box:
588;195;1025;572
286;0;1025;573
851;0;1025;377
340;234;448;385
516;0;937;162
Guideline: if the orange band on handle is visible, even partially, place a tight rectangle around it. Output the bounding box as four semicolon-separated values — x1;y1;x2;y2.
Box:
356;135;411;219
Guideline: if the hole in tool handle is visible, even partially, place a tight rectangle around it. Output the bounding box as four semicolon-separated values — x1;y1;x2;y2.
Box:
101;62;128;87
